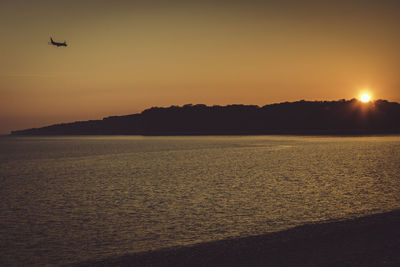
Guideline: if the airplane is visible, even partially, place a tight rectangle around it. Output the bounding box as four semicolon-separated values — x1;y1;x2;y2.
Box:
49;37;67;47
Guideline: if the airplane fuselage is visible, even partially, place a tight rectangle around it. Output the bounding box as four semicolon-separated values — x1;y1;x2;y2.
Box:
50;38;67;47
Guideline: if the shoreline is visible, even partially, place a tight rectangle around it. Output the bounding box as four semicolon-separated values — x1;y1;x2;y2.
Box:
9;100;400;136
7;133;400;137
71;209;400;267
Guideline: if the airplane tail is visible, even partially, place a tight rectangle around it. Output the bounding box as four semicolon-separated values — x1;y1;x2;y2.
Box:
50;37;54;42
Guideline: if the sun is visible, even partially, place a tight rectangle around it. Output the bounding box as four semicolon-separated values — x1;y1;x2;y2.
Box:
360;93;371;103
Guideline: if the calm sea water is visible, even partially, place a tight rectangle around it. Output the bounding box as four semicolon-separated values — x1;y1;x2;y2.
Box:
1;135;400;266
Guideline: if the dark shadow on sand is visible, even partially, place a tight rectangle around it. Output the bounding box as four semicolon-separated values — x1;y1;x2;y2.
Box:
70;209;400;267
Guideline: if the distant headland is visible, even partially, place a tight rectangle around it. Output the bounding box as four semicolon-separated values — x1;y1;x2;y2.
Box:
10;99;400;136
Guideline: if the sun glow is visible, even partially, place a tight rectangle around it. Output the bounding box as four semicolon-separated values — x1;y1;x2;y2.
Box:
360;93;371;103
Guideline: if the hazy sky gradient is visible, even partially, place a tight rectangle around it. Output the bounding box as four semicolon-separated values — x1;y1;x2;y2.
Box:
1;0;400;133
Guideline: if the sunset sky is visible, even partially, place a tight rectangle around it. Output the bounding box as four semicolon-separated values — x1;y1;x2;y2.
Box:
1;0;400;134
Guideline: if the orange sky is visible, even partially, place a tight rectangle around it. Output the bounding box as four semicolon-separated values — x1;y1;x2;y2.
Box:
1;0;400;134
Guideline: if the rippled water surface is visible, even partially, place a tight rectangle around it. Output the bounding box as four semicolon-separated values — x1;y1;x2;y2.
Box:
1;135;400;266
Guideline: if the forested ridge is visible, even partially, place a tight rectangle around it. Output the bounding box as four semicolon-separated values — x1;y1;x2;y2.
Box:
11;99;400;135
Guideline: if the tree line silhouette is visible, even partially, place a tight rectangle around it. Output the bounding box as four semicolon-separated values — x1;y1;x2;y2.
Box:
11;99;400;135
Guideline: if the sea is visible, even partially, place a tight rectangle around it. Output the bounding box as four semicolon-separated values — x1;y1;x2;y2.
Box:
1;135;400;266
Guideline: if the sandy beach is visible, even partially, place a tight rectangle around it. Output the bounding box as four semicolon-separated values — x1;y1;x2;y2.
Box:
71;209;400;266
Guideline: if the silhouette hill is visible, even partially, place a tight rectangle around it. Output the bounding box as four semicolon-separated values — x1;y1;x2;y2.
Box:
10;99;400;135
